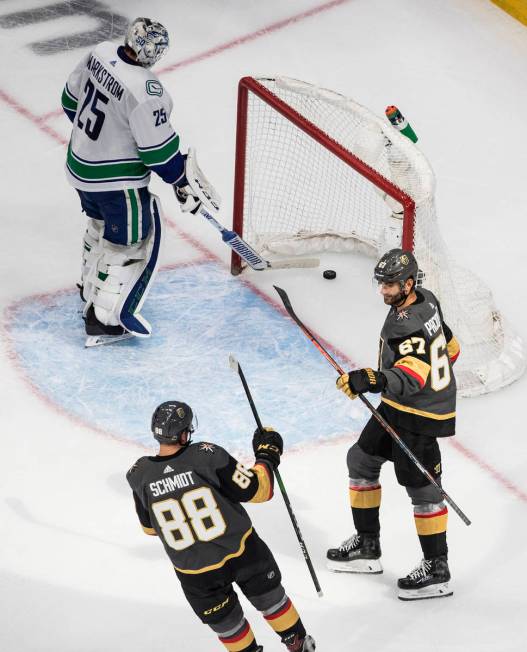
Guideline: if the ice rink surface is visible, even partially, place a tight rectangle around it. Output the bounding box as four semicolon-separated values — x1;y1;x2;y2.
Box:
1;1;526;650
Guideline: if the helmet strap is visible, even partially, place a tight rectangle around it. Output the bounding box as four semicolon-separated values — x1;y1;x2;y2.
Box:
392;277;415;308
178;428;192;447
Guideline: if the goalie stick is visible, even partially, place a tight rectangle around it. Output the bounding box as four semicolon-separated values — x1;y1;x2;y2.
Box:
184;148;318;271
273;285;472;527
228;354;324;597
199;206;319;271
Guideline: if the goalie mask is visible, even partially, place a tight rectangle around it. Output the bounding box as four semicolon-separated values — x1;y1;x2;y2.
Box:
151;401;195;446
125;17;169;68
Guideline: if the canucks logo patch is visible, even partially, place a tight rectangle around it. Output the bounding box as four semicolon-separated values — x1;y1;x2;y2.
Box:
146;80;163;96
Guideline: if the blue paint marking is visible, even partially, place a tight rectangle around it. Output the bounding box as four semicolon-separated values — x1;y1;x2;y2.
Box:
8;263;371;453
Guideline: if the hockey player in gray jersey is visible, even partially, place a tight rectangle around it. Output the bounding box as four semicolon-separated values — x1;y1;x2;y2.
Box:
327;248;460;600
62;18;216;346
126;401;315;652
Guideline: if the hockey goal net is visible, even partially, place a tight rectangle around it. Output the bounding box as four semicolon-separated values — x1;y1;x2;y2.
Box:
231;76;525;397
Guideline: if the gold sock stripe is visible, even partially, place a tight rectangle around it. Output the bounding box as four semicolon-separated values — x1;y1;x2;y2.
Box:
349;485;381;509
414;507;448;536
219;622;255;652
264;599;300;633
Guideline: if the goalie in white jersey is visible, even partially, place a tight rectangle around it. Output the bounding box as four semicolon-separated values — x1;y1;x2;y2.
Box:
62;17;215;346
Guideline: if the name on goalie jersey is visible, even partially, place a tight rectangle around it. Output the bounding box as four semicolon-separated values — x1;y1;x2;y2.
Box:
424;309;441;337
86;55;124;101
149;471;195;497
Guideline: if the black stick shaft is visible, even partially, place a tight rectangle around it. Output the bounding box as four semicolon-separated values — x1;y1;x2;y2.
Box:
231;357;324;596
274;285;471;527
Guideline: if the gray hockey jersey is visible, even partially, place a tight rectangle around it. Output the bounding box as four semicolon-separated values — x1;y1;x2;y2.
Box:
126;442;274;574
379;287;460;436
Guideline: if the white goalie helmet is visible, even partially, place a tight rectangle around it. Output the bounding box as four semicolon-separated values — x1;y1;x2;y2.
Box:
125;17;169;68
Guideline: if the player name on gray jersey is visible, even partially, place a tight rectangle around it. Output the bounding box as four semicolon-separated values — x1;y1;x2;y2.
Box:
149;471;195;497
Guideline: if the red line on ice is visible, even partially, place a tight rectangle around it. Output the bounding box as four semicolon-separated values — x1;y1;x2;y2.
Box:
448;439;527;504
157;0;352;75
0;89;67;145
0;0;351;134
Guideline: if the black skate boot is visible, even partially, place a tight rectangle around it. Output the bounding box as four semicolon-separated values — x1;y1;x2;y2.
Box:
283;633;316;652
398;555;453;600
326;533;382;573
83;305;133;347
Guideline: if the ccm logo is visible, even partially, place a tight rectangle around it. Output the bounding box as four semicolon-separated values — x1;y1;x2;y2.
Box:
204;597;229;615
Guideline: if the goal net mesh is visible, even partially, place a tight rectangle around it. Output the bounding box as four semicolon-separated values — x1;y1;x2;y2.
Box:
235;77;525;397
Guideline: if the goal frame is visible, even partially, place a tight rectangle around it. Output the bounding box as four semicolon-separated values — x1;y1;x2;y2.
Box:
231;76;416;275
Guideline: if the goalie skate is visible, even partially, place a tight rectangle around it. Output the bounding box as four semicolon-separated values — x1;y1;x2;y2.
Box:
398;556;453;601
326;533;382;574
85;333;135;348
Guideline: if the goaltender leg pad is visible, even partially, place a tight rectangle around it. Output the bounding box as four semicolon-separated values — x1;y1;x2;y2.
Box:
117;194;162;336
81;218;104;303
89;195;162;336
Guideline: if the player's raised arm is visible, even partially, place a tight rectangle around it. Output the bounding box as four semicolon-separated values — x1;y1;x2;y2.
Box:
215;428;283;504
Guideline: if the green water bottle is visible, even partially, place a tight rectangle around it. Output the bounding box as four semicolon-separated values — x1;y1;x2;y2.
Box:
385;105;418;143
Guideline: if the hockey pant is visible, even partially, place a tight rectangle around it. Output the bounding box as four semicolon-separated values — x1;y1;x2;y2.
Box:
80;191;163;336
347;411;448;559
177;531;307;652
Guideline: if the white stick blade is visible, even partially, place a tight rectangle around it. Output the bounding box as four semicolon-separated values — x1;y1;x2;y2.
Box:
268;258;320;269
228;354;239;372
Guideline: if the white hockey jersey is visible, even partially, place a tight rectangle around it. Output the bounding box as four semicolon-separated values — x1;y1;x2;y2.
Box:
62;41;185;192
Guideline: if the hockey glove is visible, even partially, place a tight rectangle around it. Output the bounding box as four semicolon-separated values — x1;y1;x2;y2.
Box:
174;184;201;214
337;368;387;398
253;427;283;469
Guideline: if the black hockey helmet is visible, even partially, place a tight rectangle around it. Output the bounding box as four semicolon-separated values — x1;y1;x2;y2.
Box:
374;248;419;286
151;401;194;446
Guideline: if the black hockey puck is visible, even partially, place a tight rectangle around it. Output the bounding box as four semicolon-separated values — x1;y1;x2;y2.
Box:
323;269;337;279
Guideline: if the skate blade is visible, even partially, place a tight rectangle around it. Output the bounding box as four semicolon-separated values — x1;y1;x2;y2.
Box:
398;582;453;601
326;558;383;574
85;333;135;348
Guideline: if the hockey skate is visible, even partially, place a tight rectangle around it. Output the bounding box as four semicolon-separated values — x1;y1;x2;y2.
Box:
83;305;134;347
397;555;453;601
284;633;316;652
326;533;382;573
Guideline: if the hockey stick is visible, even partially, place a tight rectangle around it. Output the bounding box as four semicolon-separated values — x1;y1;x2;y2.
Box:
198;206;319;271
273;285;472;527
228;354;324;597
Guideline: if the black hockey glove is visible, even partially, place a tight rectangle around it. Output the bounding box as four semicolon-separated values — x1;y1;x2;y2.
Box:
337;368;387;399
253;427;283;469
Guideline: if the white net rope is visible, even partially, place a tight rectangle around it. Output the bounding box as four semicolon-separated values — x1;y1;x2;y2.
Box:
241;76;526;396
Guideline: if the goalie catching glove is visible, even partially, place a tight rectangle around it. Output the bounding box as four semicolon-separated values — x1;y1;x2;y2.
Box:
337;368;387;399
174;147;221;215
253;427;283;468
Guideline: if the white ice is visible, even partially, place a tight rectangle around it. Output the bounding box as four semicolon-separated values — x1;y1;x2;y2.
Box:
1;1;526;651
